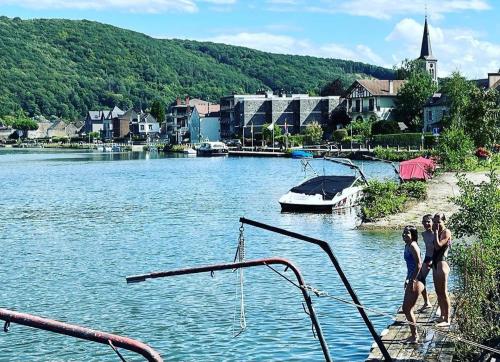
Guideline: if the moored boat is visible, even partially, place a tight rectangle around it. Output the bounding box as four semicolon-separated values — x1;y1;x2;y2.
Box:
196;141;228;157
279;158;368;213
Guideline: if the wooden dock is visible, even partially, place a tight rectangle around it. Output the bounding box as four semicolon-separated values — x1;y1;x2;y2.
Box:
366;293;456;361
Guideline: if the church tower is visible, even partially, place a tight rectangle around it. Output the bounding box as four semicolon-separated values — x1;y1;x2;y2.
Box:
419;16;438;83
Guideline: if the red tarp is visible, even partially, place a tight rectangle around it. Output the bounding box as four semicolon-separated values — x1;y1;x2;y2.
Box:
399;157;436;181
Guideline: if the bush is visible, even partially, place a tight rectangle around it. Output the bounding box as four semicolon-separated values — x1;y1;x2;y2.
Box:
371;121;400;135
372;133;428;147
398;181;427;200
424;134;438;149
333;129;348;142
361;180;427;221
373;146;427;161
435;127;476;171
449;171;499;359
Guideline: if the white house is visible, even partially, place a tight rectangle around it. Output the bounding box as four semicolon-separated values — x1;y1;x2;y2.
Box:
188;105;221;143
345;79;406;122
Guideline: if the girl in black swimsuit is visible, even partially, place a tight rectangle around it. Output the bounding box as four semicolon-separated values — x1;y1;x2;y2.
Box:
432;213;452;327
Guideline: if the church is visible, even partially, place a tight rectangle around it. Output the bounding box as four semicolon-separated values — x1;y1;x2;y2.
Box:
344;16;437;124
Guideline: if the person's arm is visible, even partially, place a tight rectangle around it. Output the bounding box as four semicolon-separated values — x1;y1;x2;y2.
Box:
433;228;451;249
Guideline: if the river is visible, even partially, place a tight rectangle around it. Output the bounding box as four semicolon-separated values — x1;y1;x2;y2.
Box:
0;149;416;361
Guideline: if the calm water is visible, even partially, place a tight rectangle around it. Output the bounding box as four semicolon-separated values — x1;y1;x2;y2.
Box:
0;149;416;361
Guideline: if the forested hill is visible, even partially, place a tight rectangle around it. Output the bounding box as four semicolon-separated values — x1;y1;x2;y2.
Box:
0;16;394;120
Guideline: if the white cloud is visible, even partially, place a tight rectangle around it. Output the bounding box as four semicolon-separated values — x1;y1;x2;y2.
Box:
266;0;491;20
0;0;237;13
386;18;500;78
205;32;386;65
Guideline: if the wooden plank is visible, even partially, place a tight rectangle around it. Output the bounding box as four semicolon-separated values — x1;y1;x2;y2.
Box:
366;293;456;362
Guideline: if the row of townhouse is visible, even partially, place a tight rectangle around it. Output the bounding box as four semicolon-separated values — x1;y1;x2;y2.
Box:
85;106;160;140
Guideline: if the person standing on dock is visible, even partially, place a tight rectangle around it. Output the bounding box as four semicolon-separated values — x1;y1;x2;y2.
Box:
402;225;425;343
419;214;434;310
432;213;452;327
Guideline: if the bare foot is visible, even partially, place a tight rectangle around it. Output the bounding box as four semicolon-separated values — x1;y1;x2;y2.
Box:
404;336;419;344
419;303;431;312
436;321;450;327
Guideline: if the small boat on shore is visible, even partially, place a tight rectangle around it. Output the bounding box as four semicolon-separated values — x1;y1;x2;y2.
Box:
279;158;368;213
291;150;313;159
196;141;228;157
182;148;197;156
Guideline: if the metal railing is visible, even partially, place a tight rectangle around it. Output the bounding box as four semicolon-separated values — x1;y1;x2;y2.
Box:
0;308;162;361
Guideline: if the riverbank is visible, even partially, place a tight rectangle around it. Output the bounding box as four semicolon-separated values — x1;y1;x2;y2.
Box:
358;171;490;230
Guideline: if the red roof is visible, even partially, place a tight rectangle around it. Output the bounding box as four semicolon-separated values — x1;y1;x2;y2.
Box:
399;157;435;181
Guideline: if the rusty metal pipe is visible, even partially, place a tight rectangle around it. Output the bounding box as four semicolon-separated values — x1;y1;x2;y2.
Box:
126;257;332;362
0;308;163;362
239;217;392;361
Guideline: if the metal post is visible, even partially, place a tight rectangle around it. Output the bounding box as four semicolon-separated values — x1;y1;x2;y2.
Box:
0;308;162;361
239;218;392;361
126;257;332;362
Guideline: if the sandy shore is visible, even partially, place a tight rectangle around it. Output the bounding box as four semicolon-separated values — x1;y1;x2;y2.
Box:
358;171;491;230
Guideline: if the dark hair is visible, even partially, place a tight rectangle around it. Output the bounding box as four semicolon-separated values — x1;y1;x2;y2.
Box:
403;225;418;242
433;212;447;222
422;214;432;222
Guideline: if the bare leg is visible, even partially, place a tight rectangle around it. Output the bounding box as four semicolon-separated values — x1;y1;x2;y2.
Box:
434;262;450;325
433;269;445;322
420;264;431;308
403;281;425;341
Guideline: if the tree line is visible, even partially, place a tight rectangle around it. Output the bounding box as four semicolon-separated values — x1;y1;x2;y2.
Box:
0;16;393;122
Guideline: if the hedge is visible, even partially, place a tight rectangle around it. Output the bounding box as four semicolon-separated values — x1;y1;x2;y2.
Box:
371;132;432;147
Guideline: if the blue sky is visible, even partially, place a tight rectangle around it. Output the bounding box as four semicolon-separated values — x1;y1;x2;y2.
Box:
1;0;498;79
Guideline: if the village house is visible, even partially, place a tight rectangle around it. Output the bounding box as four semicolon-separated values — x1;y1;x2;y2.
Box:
167;97;219;143
344;79;406;122
130;112;160;140
85;106;125;139
187;102;221;143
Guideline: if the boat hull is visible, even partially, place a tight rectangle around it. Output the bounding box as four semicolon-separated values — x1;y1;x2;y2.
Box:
279;187;364;213
196;150;228;157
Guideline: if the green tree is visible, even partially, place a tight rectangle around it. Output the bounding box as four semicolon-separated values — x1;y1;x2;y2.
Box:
435;126;476;171
393;58;422;80
150;99;166;123
261;123;282;144
10;113;38;139
349;118;372;143
463;87;500;147
394;70;437;131
320;78;345;96
440;72;472;128
302;121;323;144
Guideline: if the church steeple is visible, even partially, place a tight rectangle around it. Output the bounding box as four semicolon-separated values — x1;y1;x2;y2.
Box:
418;15;438;83
419;16;434;60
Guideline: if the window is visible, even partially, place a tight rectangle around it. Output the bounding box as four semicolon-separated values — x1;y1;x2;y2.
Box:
369;99;375;111
355;99;361;112
348;99;352;110
140;125;145;131
428;110;433;121
148;124;153;130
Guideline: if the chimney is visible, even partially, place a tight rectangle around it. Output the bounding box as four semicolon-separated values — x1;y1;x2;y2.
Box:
186;96;191;115
389;80;394;94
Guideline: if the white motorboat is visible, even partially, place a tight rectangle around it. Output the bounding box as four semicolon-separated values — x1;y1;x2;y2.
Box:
182;148;197;156
279;158;368;213
196;142;228;157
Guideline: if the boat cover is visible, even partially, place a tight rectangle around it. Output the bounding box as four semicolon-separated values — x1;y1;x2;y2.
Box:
290;175;357;200
399;157;435;181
